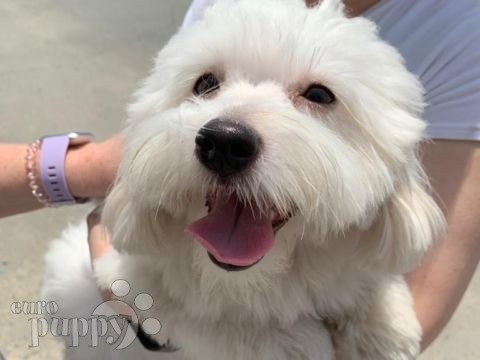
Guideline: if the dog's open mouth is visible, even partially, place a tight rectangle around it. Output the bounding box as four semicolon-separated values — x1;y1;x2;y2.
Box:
185;191;291;271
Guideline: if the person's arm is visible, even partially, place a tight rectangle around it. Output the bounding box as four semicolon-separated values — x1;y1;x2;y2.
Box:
407;139;480;350
0;136;121;218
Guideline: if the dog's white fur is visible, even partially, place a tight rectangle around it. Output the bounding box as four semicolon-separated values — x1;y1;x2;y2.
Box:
43;0;445;359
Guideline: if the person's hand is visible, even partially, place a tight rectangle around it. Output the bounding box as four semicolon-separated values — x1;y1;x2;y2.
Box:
88;207;146;323
66;135;123;199
87;207;113;302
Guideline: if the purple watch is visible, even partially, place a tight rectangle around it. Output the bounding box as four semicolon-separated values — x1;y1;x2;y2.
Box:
39;132;94;206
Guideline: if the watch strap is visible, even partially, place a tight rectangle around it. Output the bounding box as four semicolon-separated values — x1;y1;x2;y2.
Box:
39;135;77;206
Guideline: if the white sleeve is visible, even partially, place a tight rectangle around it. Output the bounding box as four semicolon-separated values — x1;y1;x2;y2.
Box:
365;0;480;142
181;0;219;29
422;26;480;142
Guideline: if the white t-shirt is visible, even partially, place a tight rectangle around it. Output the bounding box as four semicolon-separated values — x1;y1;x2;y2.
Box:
181;0;480;141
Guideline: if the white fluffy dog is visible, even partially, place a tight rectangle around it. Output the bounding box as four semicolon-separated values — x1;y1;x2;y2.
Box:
43;0;445;359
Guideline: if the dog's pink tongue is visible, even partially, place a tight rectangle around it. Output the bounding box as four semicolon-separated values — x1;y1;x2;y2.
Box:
185;194;274;267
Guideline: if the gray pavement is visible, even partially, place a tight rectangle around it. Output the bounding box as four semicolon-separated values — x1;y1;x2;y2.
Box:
0;1;478;359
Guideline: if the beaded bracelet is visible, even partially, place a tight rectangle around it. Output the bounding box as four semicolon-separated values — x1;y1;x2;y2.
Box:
25;139;51;207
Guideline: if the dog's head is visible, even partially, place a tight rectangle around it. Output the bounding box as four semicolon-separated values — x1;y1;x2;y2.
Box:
103;0;443;281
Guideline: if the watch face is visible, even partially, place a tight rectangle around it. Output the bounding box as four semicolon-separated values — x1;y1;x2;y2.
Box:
67;132;95;146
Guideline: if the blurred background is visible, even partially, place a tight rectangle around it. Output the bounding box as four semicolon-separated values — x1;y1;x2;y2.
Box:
0;0;478;358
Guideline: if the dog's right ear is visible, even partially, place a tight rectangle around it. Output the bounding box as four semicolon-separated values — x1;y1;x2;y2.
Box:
101;181;160;254
101;181;131;251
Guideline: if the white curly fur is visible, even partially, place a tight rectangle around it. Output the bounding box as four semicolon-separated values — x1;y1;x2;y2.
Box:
43;0;445;359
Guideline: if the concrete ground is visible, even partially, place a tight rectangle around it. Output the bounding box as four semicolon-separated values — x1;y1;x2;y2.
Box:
0;0;478;359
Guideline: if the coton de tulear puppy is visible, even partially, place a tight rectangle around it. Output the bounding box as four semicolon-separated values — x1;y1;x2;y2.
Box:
43;0;445;359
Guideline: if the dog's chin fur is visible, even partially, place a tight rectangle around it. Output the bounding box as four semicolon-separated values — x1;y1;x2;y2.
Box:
43;0;445;359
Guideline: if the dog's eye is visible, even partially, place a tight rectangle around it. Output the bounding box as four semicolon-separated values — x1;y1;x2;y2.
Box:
302;85;336;105
193;73;220;96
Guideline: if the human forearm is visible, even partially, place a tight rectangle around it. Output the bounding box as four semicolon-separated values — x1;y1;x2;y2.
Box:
0;136;121;218
407;225;480;350
407;140;480;350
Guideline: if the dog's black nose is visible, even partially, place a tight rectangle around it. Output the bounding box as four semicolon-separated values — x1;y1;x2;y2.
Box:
195;119;259;177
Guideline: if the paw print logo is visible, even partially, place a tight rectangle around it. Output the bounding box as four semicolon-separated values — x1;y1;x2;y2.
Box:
91;279;162;350
110;279;162;337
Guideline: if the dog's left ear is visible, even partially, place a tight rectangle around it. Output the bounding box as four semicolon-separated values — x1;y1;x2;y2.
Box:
364;161;446;274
